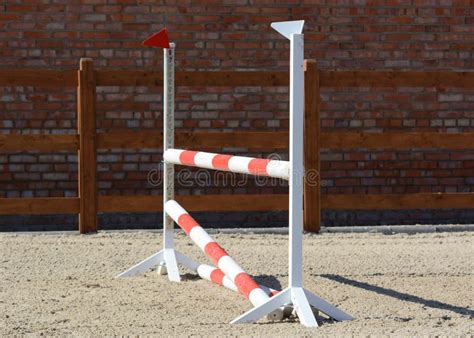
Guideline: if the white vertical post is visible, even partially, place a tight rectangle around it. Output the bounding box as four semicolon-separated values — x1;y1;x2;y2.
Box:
288;34;304;288
118;32;200;282
163;43;175;250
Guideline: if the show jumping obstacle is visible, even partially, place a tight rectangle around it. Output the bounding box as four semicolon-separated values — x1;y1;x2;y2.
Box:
117;21;353;327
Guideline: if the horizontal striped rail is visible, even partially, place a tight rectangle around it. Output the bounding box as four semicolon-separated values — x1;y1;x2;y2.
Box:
164;149;290;180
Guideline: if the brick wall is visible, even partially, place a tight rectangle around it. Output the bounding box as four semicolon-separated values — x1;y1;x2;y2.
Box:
1;1;473;230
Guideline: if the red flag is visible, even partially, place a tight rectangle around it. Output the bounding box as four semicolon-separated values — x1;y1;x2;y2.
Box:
143;29;170;49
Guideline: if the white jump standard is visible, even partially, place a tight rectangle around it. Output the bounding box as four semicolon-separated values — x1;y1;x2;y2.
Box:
117;21;353;327
116;31;197;281
226;20;353;327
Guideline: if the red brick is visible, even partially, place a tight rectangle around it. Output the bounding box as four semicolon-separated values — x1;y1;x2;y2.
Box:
0;3;473;206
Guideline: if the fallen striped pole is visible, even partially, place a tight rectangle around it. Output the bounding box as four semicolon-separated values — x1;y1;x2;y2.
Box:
165;199;284;320
172;251;292;316
196;263;278;296
164;149;290;180
195;262;293;317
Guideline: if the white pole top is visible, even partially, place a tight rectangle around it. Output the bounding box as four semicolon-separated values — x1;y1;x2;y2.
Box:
271;20;305;40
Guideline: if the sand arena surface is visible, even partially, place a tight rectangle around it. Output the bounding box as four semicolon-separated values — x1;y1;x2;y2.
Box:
1;231;473;336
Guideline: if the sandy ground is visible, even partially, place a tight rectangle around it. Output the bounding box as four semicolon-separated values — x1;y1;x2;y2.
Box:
1;230;473;336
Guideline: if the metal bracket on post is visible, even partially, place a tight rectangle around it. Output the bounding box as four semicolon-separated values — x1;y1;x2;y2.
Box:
116;29;196;281
231;20;353;327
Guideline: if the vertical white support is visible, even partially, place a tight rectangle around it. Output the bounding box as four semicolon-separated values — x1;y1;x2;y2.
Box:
163;43;175;251
232;25;352;325
117;40;196;281
161;42;181;282
288;33;304;288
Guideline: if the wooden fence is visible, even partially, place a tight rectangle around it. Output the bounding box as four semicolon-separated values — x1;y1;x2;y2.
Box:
1;58;474;233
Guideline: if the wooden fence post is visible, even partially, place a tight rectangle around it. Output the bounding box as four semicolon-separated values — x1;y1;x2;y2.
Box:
77;58;97;233
303;60;321;233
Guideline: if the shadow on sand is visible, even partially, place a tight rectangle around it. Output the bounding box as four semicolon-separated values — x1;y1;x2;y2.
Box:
320;274;473;318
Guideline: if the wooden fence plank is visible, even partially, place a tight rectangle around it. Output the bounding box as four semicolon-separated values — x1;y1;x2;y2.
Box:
175;71;288;87
98;194;289;212
1;193;470;216
96;71;162;86
0;198;79;215
77;58;98;233
176;131;288;149
97;131;289;150
0;134;78;152
322;193;474;210
303;60;321;233
1;131;470;153
97;131;162;149
96;70;289;87
320;70;474;88
321;132;474;150
97;193;474;212
2;69;473;89
0;70;77;87
97;131;474;151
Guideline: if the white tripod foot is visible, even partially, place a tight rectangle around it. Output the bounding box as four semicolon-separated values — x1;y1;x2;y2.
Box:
304;288;354;321
115;250;165;278
116;249;198;283
231;287;353;327
231;288;292;324
162;248;181;281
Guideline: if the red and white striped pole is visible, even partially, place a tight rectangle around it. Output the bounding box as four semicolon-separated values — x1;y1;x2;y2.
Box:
164;199;284;320
195;262;279;297
164;149;290;180
189;261;293;317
